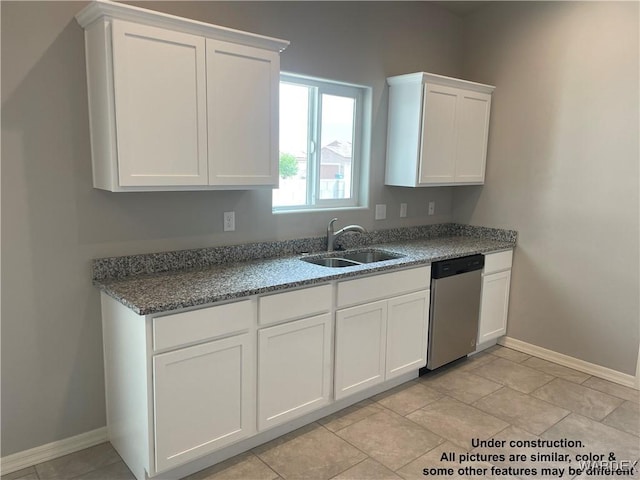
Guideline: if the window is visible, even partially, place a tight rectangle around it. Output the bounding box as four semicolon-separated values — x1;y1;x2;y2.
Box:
273;73;367;211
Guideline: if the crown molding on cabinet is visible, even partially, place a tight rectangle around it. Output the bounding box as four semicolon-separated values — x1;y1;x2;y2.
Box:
75;0;289;53
387;71;495;94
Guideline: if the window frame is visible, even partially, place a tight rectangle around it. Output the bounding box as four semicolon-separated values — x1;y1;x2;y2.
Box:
273;73;367;212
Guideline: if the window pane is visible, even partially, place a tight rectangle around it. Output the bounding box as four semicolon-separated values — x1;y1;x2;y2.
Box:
319;94;354;200
273;83;310;207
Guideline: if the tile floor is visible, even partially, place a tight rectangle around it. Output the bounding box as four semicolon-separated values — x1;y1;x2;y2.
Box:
4;346;639;480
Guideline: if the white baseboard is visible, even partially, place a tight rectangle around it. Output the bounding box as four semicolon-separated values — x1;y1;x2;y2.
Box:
0;427;108;475
499;336;639;390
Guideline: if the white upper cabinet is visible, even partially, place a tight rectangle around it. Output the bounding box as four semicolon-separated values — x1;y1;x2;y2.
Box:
76;0;288;191
206;40;279;186
111;21;208;187
385;72;494;187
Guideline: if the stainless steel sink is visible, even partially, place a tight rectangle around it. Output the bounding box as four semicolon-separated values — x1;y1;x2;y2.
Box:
302;257;362;268
341;250;403;263
300;249;404;268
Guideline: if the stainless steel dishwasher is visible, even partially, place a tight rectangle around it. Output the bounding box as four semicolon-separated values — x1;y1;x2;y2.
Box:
424;254;484;370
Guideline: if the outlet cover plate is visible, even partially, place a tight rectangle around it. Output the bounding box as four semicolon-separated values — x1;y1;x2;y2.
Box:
223;211;235;231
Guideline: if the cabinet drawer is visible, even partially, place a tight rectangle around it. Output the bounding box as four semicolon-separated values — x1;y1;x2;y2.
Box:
153;300;252;351
484;250;513;274
337;266;430;308
259;284;332;326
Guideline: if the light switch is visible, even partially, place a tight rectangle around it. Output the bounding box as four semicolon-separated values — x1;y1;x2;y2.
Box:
428;201;435;216
375;204;387;220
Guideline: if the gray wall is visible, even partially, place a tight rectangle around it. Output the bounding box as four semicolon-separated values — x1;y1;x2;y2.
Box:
1;1;462;456
454;2;639;375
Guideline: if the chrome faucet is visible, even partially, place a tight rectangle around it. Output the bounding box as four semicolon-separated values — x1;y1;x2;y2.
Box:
327;218;367;252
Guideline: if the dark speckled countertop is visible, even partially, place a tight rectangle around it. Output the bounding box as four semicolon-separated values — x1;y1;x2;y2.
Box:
95;226;515;315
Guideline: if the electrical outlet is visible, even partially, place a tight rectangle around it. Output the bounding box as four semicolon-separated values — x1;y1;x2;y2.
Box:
375;204;387;220
428;201;435;216
223;211;235;231
400;203;407;218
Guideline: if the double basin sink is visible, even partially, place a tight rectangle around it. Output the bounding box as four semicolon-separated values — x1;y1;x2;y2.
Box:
301;249;404;268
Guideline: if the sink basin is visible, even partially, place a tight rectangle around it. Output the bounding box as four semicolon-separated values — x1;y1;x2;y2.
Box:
341;250;404;264
302;257;361;268
300;249;404;268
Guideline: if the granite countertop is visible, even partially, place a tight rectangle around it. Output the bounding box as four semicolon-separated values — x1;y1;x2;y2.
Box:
95;227;515;316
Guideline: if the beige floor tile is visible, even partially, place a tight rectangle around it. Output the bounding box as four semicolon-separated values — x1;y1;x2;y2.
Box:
471;425;575;478
473;387;570;435
396;441;466;480
182;452;278;480
582;377;640;402
335;409;443;470
35;443;121;480
417;361;461;382
70;460;135;480
521;356;591;384
421;370;502;404
252;423;318;454
532;378;624;421
406;396;508;450
453;352;497;373
254;424;366;480
603;401;640;437
1;467;38;480
372;381;443;415
542;413;640;462
486;345;530;363
470;357;554;394
331;458;401;479
318;400;384;432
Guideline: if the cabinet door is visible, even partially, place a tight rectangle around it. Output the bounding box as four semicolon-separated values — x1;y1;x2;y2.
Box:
386;290;430;379
111;20;208;187
334;301;387;400
454;91;492;183
207;39;279;187
419;83;458;184
478;270;511;344
258;314;332;431
153;334;254;473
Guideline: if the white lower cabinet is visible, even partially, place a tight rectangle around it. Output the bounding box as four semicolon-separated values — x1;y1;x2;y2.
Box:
334;268;430;400
153;332;254;473
386;291;431;379
257;313;333;430
478;250;513;345
335;301;387;399
100;265;436;479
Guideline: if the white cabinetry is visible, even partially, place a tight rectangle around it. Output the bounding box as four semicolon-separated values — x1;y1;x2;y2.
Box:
478;250;513;346
100;295;256;479
151;300;255;473
386;291;431;378
153;334;253;472
385;72;494;187
335;301;387;398
109;21;208;187
334;267;430;400
257;285;333;431
76;1;287;191
206;40;279;187
99;265;439;479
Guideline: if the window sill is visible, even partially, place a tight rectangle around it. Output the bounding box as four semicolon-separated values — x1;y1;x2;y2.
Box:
272;205;368;215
